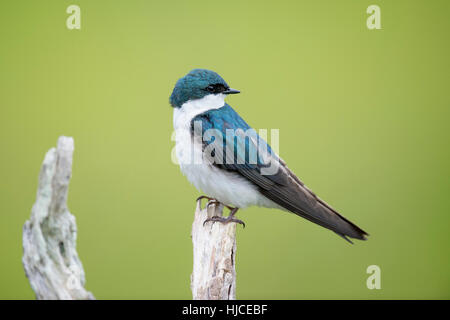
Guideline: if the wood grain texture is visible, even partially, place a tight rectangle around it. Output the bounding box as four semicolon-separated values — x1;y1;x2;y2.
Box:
22;136;94;300
191;200;237;300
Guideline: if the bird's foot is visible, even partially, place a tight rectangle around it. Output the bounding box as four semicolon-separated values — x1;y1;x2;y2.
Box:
206;200;234;211
203;207;245;228
196;196;235;211
196;195;215;202
203;215;245;227
196;195;216;209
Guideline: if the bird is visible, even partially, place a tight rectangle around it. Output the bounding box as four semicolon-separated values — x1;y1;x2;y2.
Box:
170;69;368;243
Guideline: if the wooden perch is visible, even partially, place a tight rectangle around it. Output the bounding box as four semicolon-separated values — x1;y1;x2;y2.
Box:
22;136;237;300
191;200;237;300
22;136;94;300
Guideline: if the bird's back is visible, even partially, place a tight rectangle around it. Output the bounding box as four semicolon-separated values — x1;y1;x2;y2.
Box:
192;104;368;243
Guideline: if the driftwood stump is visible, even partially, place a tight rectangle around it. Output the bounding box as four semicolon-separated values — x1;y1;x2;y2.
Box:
22;136;238;300
22;136;94;300
191;200;237;300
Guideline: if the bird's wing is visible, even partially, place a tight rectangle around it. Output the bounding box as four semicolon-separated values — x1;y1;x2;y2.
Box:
191;104;368;242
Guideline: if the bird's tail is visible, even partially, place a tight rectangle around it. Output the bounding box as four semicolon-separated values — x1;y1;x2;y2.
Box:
260;186;369;243
291;202;369;244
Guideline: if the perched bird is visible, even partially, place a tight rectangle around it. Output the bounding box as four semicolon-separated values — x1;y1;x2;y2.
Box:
170;69;368;243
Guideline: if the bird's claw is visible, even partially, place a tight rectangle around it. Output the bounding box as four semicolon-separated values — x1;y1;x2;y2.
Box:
196;195;214;202
203;215;246;228
197;196;245;228
196;195;216;209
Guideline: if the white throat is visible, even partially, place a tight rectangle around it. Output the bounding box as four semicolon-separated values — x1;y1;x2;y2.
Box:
173;93;225;129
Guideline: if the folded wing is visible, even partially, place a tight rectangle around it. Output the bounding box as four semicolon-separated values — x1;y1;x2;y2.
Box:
191;104;368;242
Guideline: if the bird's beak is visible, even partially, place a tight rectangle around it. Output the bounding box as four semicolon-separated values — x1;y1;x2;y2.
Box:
223;88;240;95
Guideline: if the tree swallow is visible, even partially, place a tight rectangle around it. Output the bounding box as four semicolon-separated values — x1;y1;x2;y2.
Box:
170;69;368;243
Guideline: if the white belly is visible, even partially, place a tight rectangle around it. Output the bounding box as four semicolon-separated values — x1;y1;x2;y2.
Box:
173;95;277;209
174;118;275;208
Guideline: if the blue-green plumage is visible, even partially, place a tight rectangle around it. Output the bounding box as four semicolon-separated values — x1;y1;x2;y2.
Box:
191;104;284;185
170;69;229;108
171;69;368;243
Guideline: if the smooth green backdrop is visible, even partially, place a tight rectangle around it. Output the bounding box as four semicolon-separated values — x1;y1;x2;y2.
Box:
1;0;449;299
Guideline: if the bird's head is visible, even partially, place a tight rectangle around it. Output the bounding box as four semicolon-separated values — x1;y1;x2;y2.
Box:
169;69;240;108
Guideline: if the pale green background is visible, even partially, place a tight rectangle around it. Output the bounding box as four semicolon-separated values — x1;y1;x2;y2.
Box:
1;0;449;299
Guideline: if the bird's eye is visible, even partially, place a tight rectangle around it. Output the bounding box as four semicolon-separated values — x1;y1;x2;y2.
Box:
206;85;215;92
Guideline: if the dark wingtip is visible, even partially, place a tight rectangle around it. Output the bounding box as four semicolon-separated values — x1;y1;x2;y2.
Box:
356;228;370;241
336;226;369;244
336;233;354;244
343;220;369;242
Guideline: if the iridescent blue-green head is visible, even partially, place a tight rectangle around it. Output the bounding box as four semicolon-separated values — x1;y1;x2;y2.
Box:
169;69;240;108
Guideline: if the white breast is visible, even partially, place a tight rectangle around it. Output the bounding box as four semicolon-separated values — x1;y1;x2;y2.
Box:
173;94;277;209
